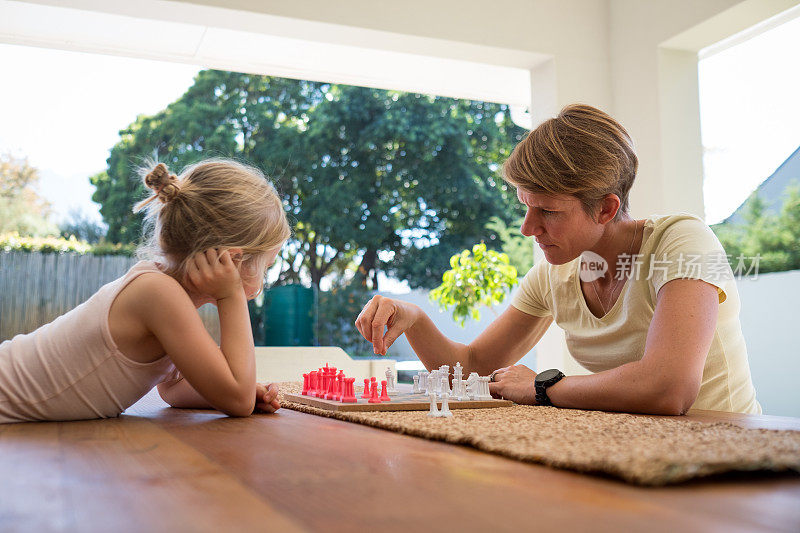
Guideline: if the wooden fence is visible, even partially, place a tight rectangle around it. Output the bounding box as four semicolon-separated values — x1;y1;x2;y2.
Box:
0;251;220;343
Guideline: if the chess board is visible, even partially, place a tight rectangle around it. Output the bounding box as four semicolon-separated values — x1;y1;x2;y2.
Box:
284;389;513;412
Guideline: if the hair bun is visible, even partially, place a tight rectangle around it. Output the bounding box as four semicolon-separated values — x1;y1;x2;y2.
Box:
144;163;180;203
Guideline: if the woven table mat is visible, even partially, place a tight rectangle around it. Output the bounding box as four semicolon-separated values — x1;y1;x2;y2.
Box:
277;382;800;486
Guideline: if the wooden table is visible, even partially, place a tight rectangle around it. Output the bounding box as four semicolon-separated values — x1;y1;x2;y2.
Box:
1;390;799;532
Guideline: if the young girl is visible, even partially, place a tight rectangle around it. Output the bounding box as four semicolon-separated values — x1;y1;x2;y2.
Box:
0;159;291;423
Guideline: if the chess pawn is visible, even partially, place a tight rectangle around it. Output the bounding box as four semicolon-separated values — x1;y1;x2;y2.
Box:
440;393;453;417
425;370;436;395
456;378;470;401
385;366;397;396
440;375;450;398
412;375;420;394
427;392;440;417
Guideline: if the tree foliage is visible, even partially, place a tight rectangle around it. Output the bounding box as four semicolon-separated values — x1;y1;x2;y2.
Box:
0;232;135;256
0;153;58;236
91;70;525;289
485;216;533;275
59;208;107;244
429;243;518;326
712;183;800;274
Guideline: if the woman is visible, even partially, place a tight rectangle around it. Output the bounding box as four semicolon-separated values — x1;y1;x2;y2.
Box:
355;104;760;415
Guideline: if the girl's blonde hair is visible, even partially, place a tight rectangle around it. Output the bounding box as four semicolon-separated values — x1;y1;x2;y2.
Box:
133;158;290;286
502;104;638;221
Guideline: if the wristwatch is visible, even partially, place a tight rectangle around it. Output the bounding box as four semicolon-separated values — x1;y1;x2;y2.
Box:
535;369;565;406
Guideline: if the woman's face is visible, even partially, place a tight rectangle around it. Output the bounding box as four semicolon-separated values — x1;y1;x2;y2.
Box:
517;189;604;265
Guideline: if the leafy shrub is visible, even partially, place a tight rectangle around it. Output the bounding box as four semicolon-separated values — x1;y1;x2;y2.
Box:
429;242;518;326
0;232;136;256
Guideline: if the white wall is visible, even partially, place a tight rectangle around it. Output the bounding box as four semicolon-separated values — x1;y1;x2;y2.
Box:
736;270;800;417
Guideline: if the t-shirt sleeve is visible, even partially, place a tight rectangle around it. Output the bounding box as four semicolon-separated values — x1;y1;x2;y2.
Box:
511;259;553;317
649;217;734;304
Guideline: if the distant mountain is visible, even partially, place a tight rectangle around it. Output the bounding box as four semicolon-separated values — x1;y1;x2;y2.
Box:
724;145;800;225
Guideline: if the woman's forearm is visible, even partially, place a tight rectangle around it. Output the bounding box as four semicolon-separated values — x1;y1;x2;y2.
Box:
546;361;692;416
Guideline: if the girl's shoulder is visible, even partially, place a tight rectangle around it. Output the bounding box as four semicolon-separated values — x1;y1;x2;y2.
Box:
122;265;187;303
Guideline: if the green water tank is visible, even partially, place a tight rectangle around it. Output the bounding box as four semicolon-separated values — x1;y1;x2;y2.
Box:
262;284;317;346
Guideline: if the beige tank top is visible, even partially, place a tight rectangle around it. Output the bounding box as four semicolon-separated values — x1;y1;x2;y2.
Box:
0;261;179;423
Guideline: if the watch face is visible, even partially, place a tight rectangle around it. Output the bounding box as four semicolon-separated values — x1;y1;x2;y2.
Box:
537;369;562;382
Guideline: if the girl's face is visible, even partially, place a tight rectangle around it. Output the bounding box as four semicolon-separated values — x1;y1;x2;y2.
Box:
517;189;605;265
240;248;280;300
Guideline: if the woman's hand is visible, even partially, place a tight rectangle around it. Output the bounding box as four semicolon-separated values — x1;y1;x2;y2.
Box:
355;295;422;355
488;364;538;405
255;383;280;413
184;248;243;302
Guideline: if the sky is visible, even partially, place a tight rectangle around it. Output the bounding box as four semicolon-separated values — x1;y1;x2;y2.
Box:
699;14;800;224
0;44;200;224
0;14;798;228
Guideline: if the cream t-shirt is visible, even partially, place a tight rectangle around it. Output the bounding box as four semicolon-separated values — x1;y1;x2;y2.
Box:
511;213;761;414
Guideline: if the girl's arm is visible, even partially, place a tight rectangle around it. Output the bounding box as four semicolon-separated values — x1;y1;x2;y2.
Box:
355;295;552;375
136;249;256;417
158;378;282;413
157;377;213;409
494;279;718;415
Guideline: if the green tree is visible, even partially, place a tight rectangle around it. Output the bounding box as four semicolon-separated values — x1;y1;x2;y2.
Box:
59;208;107;244
712;183;800;274
0;153;58;236
429;243;518;326
485;215;533;275
91;70;525;289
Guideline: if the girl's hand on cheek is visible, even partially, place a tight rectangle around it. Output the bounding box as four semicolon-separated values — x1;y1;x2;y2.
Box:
185;248;244;302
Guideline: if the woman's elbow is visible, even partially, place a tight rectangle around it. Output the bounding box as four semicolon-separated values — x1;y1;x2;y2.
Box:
651;385;699;416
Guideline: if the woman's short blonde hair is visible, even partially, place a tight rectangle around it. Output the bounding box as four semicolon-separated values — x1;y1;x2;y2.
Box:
133;158;291;284
502;104;638;221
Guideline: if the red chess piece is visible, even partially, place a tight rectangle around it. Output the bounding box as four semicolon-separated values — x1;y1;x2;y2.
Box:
341;378;357;403
368;381;382;403
325;371;337;400
302;373;310;395
379;380;391;402
333;371;345;401
315;368;325;397
309;371;318;395
319;368;333;398
361;378;371;399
